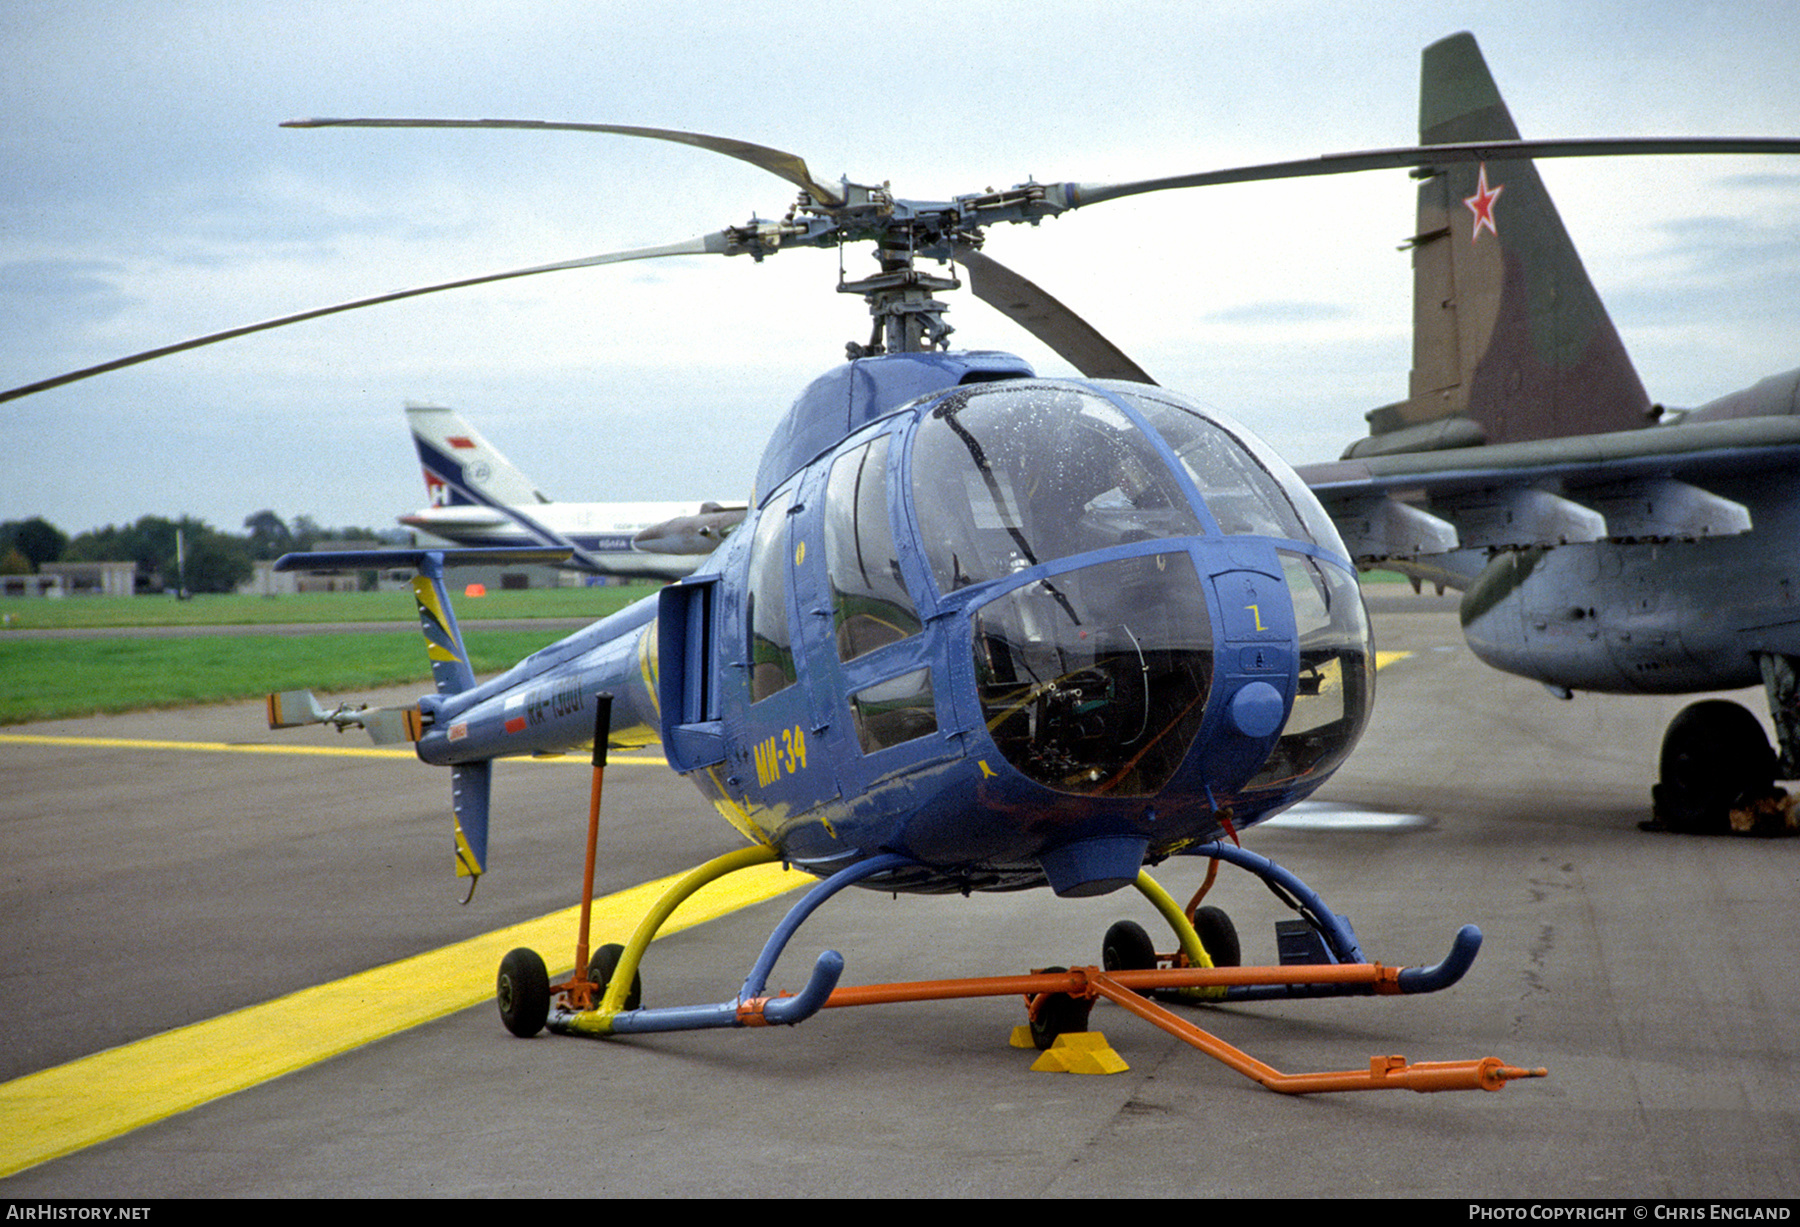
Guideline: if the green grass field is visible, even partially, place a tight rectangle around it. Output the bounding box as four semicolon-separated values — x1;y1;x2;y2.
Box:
0;629;578;725
0;586;654;725
0;584;651;630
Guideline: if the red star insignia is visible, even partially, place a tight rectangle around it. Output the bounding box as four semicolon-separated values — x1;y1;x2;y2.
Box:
1464;163;1503;242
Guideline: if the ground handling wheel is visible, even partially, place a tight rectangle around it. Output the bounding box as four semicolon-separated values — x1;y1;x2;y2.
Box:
1101;919;1158;972
586;942;643;1011
496;947;550;1037
1028;967;1094;1051
1193;904;1241;968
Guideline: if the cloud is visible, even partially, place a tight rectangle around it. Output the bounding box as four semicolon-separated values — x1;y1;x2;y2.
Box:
1202;300;1356;325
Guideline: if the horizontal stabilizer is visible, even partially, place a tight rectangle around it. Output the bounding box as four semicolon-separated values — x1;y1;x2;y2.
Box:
397;508;513;529
1343;415;1485;460
363;707;424;744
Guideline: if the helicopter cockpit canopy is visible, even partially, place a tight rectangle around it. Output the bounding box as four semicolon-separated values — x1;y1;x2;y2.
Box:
912;384;1206;588
907;380;1371;804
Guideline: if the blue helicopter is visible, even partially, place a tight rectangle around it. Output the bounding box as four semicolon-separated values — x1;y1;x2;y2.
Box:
275;346;1484;1092
19;119;1669;1091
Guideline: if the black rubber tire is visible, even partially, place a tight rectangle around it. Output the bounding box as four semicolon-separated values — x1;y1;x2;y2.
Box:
1656;700;1777;832
586;942;643;1011
1193;905;1241;968
1028;967;1094;1051
1102;919;1158;972
496;947;550;1038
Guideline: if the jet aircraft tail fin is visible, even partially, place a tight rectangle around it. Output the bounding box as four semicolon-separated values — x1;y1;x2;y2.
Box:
1352;32;1654;457
403;403;623;573
407;402;553;509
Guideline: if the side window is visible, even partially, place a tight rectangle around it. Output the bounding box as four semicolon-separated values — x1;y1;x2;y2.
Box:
849;668;938;753
746;488;797;703
824;434;921;661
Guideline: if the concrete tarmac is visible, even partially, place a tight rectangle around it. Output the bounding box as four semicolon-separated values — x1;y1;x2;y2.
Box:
2;595;1796;1198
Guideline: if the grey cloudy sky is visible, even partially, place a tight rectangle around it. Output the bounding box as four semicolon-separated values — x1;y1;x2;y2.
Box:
5;0;1797;537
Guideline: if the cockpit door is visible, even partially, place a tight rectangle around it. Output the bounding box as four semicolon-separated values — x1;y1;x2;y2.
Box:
733;482;842;825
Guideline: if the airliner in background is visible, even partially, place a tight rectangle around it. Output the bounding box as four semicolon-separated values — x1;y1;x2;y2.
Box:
397;402;743;581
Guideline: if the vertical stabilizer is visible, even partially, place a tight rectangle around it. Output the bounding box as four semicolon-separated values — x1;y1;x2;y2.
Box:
1361;33;1652;451
451;761;492;884
411;552;478;695
407;402;552;508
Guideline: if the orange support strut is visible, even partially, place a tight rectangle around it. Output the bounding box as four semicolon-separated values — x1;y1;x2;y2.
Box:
816;964;1545;1095
552;695;613;1012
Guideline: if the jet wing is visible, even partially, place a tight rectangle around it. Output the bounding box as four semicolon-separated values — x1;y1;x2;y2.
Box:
1299;416;1800;587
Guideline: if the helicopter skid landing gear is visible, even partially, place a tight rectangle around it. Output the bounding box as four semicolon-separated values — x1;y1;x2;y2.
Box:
510;840;1542;1095
1112;841;1472;1003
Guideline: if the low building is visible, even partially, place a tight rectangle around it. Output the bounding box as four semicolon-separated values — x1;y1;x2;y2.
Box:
36;561;136;597
1;573;65;598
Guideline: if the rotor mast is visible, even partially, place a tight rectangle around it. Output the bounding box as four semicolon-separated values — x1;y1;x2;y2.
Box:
841;241;960;358
818;180;961;359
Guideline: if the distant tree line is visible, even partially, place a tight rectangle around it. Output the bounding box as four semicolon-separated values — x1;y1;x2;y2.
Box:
0;512;396;594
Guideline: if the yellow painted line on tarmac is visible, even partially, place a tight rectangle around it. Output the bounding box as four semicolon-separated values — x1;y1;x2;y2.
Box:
0;858;805;1179
0;732;665;766
1375;651;1410;669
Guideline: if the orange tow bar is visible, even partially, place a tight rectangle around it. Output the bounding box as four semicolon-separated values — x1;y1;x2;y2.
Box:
815;964;1545;1094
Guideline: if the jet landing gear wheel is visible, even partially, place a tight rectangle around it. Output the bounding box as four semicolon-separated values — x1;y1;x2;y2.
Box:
497;947;550;1037
587;942;643;1011
1028;968;1094;1051
1650;700;1780;834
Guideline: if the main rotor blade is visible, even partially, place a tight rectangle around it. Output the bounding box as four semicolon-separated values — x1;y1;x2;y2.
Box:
953;244;1154;385
1062;136;1800;209
284;117;846;208
0;233;730;405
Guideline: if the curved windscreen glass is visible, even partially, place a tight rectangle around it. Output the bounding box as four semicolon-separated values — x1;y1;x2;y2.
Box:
972;551;1213;796
1243;551;1373;792
1103;385;1348;551
912;383;1204;593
